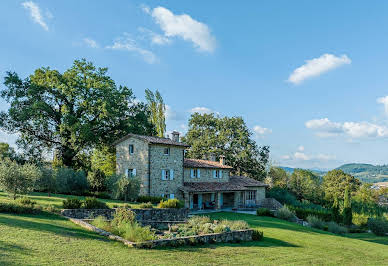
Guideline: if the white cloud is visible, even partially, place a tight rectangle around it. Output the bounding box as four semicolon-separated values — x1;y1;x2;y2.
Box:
280;155;291;160
306;118;388;139
22;1;49;31
190;107;214;114
253;125;272;137
106;33;158;64
147;6;216;52
377;96;388;115
288;54;351;84
294;152;310;161
165;105;185;121
83;38;99;48
138;27;171;45
297;146;305;152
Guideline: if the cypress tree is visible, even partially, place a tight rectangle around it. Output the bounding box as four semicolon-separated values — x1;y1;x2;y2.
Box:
343;187;353;226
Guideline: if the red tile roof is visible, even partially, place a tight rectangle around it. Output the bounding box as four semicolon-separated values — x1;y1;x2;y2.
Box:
113;134;190;147
184;158;233;169
180;175;267;192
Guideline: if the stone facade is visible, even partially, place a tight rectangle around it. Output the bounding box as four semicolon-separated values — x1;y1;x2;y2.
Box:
183;168;230;183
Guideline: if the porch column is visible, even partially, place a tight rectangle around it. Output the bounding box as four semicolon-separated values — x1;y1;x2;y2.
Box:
217;192;223;209
198;193;203;209
184;192;190;209
189;193;194;209
234;192;240;208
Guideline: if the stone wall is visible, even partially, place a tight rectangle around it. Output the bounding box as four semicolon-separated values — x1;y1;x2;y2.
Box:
183;168;230;183
149;144;185;199
115;137;150;195
61;208;189;229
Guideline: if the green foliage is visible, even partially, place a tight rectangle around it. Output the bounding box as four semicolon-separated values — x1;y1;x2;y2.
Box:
367;218;388;236
87;169;106;192
157;199;184;209
91;216;111;231
327;222;348;235
274;206;297;222
0;159;40;199
0;59;154;168
119;222;157;243
267;166;289;188
343;187;353;226
267;187;298;205
15;196;36;207
289;169;323;204
111;175;140;202
337;163;388;182
36;167;56;197
287;205;332;221
252;229;264;241
256;208;273;217
62;198;82;209
55;167;88;195
0;202;40;214
111;208;136;227
332;198;341;223
352;213;369;227
307;215;326;230
183;113;270;180
137;195;164;204
90;146;116;177
82;197;109;209
139;202;153;208
0;142;19;161
145;89;166;137
323;169;360;203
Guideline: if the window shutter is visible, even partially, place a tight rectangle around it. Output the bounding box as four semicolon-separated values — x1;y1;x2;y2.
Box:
125;169;129;178
161;170;165;180
213;170;217;178
170;169;174;180
170;194;174;199
133;169;136;177
198;169;200;178
219;170;222;178
190;169;194;178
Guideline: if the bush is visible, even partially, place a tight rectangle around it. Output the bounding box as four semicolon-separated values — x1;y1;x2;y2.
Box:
0;202;40;214
368;218;388;236
16;196;36;207
91;216;111;231
352;213;369;227
327;221;348;235
118;222;156;243
287;205;332;221
256;207;273;217
252;229;264;241
274;206;297;222
137;195;164;204
111;208;136;227
87;169;107;192
307;215;326;230
62;198;82;209
55;167;88;195
267;187;299;205
139;202;153;209
109;175;140;201
91;191;112;199
82;197;109;209
157;199;184;209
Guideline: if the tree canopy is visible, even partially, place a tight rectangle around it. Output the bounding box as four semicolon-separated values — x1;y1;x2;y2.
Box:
182;113;270;180
0;59;154;168
145;89;166;137
323;169;361;202
288;169;323;203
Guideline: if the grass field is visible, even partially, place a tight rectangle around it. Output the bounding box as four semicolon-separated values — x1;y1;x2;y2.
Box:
0;208;387;265
0;192;144;210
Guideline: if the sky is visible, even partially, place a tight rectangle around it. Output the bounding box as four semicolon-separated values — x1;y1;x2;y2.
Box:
1;1;388;170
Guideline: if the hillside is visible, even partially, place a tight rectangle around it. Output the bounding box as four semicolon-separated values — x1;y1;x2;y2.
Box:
337;163;388;183
278;166;327;176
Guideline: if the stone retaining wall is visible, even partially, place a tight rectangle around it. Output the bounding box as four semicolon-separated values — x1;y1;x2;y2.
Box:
61;208;189;229
68;217;254;249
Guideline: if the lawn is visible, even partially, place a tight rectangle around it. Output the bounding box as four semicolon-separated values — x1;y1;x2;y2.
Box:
0;211;387;265
0;192;144;210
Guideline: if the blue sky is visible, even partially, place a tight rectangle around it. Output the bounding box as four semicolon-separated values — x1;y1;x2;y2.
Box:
1;1;388;169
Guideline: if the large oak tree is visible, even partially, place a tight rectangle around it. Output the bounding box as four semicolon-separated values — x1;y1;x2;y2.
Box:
0;59;154;168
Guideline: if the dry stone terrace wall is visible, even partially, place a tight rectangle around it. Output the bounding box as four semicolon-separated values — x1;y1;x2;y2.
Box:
61;208;189;229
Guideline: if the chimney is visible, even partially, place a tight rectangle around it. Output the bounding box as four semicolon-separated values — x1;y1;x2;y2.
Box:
171;131;180;142
219;155;225;165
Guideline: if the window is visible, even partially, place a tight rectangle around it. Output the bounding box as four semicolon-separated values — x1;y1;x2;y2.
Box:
129;145;134;154
190;169;200;178
213;170;222;178
126;168;136;178
161;193;174;199
247;191;256;201
161;169;174;180
163;147;170;155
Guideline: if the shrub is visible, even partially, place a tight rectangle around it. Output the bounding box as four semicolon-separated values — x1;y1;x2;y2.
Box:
287;205;332;221
91;191;112;199
44;205;56;213
368;218;388;236
119;222;156;242
274;206;297;222
256;207;272;217
352;213;369;227
36;167;56;197
16;196;36;207
252;229;264;241
55;167;88;195
62;198;82;209
157;199;184;209
82;197;109;209
307;215;326;230
0;202;39;214
87;169;107;192
112;208;136;227
327;221;348;235
139;202;153;209
92;216;111;231
219;220;249;231
267;187;298;206
109;175;140;201
137;195;164;204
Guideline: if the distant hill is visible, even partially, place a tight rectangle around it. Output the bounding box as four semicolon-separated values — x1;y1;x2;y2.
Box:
278;166;327;176
336;163;388;183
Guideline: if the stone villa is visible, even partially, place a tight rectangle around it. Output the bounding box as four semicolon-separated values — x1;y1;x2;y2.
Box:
114;131;267;210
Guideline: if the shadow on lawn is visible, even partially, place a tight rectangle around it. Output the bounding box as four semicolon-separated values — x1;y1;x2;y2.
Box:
0;213;107;242
345;233;388;246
